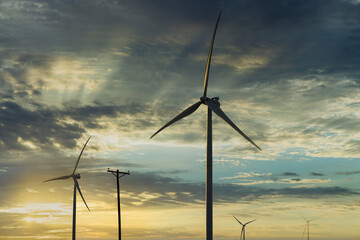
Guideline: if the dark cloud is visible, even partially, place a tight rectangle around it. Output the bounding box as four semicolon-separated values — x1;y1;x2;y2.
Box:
274;186;357;199
0;99;158;151
0;52;50;103
62;102;151;130
281;172;299;176
311;172;324;176
0;101;84;150
154;169;189;175
225;1;360;84
335;170;360;176
15;53;53;69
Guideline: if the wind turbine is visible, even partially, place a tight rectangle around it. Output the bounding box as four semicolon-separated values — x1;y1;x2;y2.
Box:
233;216;256;240
150;12;261;240
44;137;91;240
302;217;315;240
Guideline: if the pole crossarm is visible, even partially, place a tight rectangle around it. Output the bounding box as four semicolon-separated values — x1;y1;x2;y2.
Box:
107;168;130;178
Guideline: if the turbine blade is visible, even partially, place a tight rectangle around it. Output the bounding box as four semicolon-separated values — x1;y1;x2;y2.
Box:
233;216;244;225
150;101;202;139
205;100;261;150
43;175;72;182
72;136;91;175
74;178;90;211
240;227;244;240
245;219;256;225
202;11;222;98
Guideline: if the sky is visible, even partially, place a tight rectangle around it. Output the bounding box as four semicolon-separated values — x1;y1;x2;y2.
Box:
1;0;360;239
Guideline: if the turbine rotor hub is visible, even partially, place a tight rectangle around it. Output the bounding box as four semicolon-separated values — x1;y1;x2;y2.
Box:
75;173;81;179
200;96;209;103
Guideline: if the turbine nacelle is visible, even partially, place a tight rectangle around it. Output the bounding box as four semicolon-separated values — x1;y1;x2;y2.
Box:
73;173;81;179
200;96;220;107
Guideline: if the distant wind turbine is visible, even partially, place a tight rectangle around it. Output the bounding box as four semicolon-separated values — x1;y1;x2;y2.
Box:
150;12;261;240
44;137;91;240
302;217;315;240
233;216;256;240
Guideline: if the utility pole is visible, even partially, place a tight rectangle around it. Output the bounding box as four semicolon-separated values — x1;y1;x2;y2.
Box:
107;168;130;240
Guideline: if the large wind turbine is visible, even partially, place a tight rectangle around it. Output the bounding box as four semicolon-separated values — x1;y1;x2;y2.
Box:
302;217;315;240
44;137;91;240
150;12;261;240
233;216;256;240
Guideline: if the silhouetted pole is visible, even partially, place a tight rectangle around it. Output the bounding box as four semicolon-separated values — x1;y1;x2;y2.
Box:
307;222;309;240
206;107;213;240
107;168;130;240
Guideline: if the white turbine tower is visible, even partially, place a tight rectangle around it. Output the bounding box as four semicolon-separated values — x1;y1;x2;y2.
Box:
302;217;315;240
150;12;261;240
233;216;256;240
44;137;91;240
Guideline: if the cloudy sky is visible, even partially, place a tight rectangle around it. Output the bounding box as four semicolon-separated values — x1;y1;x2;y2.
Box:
1;0;360;239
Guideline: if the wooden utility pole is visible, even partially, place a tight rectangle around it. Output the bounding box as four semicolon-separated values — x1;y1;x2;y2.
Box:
107;168;130;240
